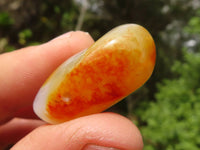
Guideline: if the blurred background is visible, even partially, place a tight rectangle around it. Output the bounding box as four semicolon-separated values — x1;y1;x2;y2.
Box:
0;0;200;149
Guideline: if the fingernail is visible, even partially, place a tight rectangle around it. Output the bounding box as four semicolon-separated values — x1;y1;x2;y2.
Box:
50;31;74;41
83;144;120;150
84;32;90;36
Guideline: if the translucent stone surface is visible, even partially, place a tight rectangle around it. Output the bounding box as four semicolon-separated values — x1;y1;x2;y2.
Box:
33;24;156;124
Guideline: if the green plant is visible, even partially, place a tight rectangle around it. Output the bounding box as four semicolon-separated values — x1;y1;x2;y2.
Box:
139;51;200;150
0;12;14;26
18;29;32;45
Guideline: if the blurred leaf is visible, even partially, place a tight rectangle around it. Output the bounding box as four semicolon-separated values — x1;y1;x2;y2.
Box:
139;51;200;150
0;38;15;53
18;29;32;45
0;12;14;26
54;6;61;14
5;45;15;52
184;16;200;34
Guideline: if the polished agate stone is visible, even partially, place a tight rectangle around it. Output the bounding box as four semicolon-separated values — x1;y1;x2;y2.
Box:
33;24;156;124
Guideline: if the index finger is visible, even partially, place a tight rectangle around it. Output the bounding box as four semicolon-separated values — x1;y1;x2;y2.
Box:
0;31;94;124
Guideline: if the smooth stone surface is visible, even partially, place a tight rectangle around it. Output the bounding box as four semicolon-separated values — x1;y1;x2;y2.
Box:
33;24;156;124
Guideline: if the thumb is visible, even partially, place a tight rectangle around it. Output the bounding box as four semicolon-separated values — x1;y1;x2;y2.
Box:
12;113;143;150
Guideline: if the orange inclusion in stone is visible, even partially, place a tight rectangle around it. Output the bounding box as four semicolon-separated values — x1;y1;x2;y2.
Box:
46;50;131;122
45;24;156;123
46;45;155;123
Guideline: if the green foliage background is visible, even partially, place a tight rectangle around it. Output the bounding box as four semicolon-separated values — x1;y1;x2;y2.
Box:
0;0;200;149
138;52;200;149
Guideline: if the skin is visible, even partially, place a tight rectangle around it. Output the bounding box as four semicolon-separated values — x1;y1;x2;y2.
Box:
0;31;143;150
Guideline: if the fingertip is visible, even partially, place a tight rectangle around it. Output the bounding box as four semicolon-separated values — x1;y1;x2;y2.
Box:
45;31;94;56
69;113;143;150
0;31;94;123
35;31;94;69
12;113;143;150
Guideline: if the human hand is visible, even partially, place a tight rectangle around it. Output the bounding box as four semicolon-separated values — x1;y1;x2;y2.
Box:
0;31;143;150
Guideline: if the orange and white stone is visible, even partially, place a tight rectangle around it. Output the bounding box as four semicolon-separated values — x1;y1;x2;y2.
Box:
33;24;156;124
